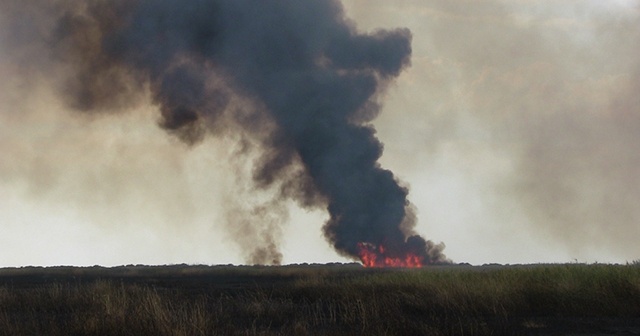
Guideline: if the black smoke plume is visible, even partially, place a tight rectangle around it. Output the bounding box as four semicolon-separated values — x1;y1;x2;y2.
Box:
0;0;447;264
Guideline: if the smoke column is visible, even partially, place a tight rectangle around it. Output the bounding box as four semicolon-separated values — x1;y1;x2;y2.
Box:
0;0;447;265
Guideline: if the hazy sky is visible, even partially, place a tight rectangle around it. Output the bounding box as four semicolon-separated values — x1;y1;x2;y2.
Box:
1;0;639;266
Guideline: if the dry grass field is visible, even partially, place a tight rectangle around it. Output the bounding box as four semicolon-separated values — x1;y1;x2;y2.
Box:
0;263;639;335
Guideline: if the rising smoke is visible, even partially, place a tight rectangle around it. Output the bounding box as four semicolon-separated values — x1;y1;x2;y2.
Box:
0;0;447;264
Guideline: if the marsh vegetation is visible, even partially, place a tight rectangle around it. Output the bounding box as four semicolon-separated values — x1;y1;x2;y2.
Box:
0;263;639;335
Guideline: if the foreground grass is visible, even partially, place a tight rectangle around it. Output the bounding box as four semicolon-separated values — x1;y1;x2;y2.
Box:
0;263;639;335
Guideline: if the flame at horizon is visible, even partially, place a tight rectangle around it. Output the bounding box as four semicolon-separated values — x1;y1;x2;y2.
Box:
357;237;447;268
357;243;423;268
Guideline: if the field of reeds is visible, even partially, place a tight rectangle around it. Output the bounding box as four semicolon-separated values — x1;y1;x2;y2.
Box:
0;263;639;335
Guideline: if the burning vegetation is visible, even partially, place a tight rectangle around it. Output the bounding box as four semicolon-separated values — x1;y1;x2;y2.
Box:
357;243;424;268
357;234;448;267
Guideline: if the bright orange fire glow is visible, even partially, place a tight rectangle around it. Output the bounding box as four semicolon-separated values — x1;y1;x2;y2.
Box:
357;242;424;268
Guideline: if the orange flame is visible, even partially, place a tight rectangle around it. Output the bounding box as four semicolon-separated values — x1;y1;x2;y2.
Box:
357;242;424;268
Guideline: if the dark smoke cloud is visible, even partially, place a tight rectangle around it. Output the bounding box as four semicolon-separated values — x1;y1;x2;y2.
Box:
0;0;447;264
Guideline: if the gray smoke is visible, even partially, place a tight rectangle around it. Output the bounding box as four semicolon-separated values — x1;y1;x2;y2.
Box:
420;0;640;259
343;0;640;262
0;0;447;264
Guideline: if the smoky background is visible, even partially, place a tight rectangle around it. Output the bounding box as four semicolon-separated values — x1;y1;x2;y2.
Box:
345;0;640;263
1;0;638;265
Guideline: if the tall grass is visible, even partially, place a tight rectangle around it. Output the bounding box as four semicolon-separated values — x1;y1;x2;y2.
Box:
0;264;638;335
